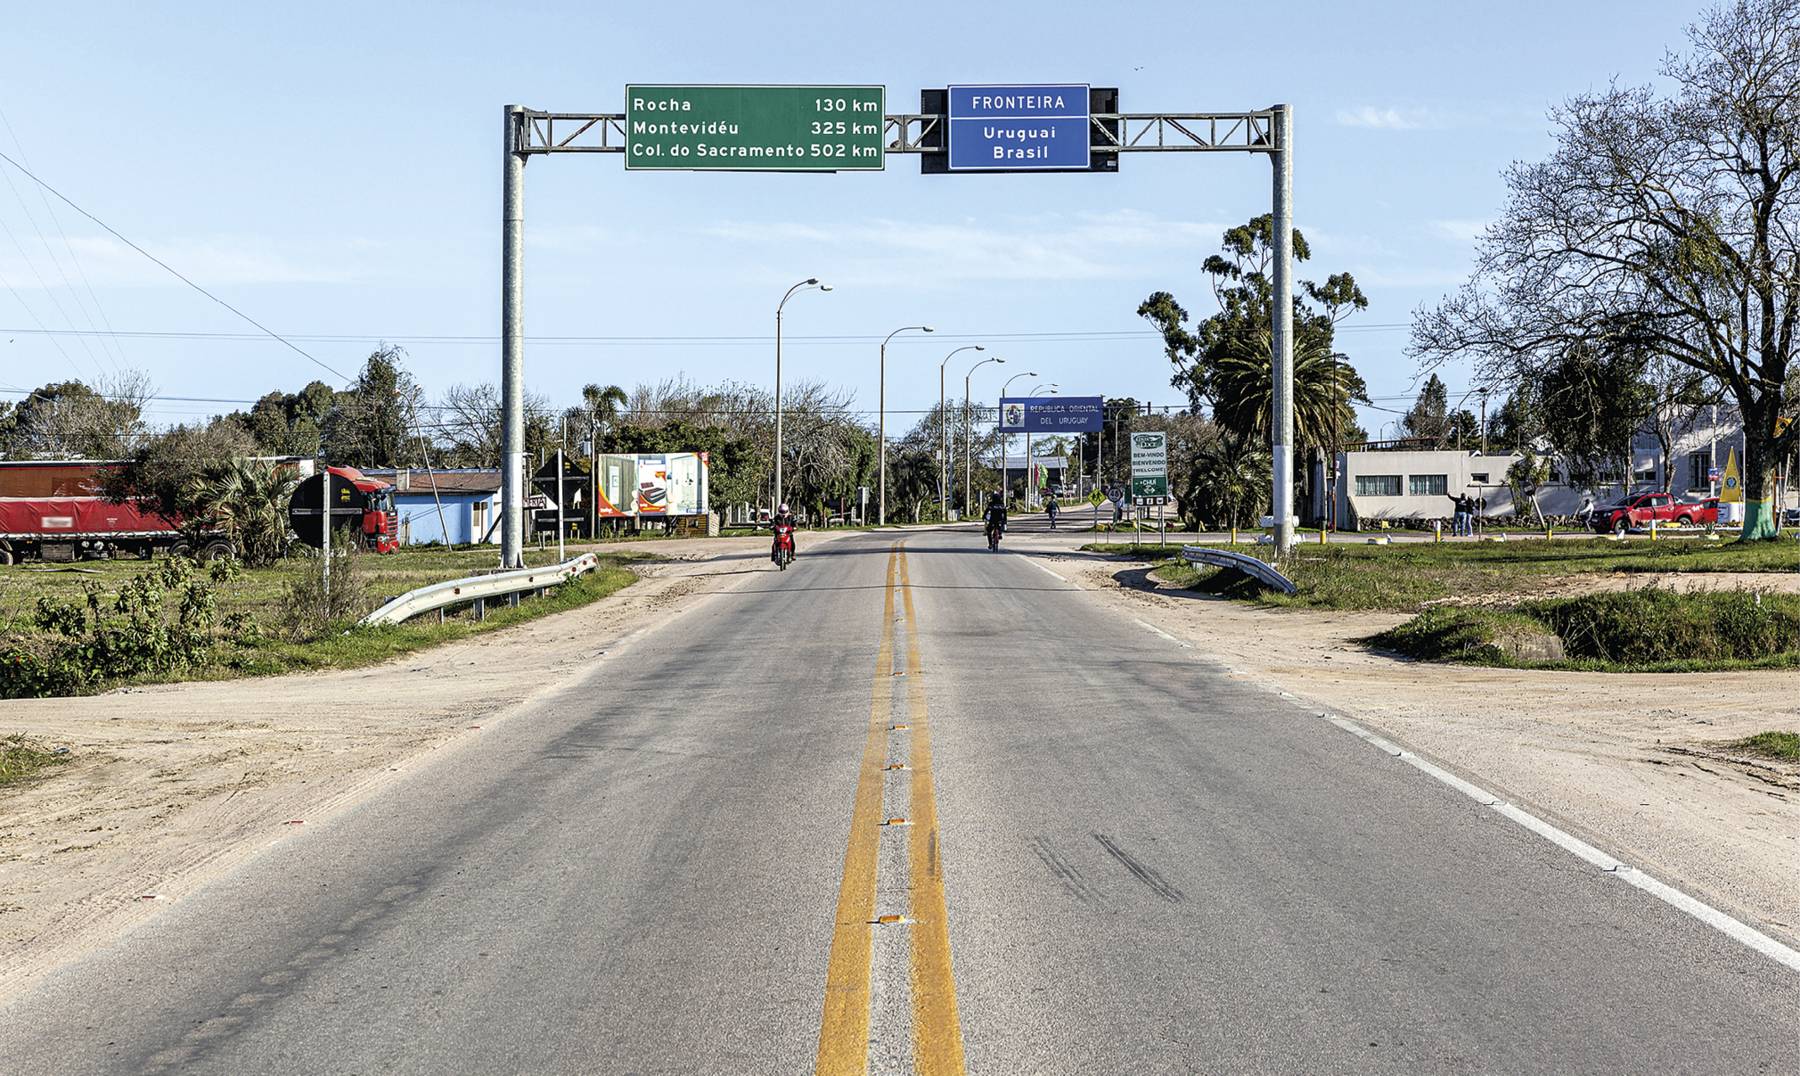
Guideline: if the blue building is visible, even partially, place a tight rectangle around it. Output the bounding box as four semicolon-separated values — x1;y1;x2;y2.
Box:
365;469;502;546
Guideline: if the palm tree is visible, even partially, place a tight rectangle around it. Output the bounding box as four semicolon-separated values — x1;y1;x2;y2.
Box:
1186;430;1271;531
581;384;628;444
1208;328;1366;453
196;458;301;566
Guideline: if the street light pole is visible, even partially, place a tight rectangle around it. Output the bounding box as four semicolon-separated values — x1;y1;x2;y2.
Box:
879;324;933;526
1028;384;1059;508
775;278;830;515
999;371;1036;504
964;356;1003;520
939;345;983;520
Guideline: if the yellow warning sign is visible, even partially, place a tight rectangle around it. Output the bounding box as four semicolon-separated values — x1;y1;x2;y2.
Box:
1721;448;1743;503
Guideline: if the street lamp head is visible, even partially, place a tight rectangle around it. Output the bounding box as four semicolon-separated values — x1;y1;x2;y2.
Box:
819;284;832;291
994;357;1004;363
923;326;935;332
804;278;818;285
974;345;984;350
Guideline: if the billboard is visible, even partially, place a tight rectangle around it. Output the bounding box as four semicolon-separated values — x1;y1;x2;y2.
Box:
588;453;709;517
998;396;1104;433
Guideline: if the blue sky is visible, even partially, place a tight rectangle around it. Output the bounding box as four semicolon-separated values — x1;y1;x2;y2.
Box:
1;1;1705;442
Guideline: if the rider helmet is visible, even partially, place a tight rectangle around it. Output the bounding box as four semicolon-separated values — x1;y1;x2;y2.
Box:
778;503;790;513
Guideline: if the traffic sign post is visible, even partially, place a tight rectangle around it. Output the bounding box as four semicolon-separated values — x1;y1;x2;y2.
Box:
1130;431;1169;545
625;86;885;171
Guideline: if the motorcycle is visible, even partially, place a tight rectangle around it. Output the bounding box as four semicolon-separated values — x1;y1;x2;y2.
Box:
772;523;795;569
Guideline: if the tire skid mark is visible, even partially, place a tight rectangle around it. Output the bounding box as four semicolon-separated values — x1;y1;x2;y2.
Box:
1093;832;1184;903
1026;836;1100;905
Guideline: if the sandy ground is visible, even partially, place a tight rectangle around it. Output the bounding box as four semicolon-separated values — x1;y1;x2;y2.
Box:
1011;529;1800;955
2;527;1797;1007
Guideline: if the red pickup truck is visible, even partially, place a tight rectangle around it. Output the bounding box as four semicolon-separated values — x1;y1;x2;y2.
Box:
1587;492;1716;533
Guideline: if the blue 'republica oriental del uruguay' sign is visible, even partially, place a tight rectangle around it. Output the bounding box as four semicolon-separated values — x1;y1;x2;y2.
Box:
999;396;1104;433
948;84;1091;170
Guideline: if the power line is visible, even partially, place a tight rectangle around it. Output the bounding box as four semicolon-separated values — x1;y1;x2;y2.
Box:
0;150;351;384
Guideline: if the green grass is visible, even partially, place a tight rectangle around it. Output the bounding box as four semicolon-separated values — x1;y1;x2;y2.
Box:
0;735;71;788
1362;607;1549;666
1083;536;1799;672
1091;537;1797;614
0;546;646;695
1736;731;1800;761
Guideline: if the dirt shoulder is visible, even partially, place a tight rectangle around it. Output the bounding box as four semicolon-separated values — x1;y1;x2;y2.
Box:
1007;529;1800;951
0;533;818;1006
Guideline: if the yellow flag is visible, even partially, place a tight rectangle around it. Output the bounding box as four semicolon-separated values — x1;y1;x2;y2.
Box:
1721;447;1743;503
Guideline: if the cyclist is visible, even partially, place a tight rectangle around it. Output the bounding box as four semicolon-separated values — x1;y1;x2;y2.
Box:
983;493;1008;550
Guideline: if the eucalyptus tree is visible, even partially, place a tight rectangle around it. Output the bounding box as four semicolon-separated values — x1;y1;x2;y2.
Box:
1139;215;1369;454
1412;0;1800;539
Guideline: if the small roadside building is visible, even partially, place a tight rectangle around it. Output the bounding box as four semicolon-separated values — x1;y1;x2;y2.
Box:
364;469;502;546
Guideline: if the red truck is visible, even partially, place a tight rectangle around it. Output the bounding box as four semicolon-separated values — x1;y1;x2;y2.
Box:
1587;491;1716;534
0;460;398;565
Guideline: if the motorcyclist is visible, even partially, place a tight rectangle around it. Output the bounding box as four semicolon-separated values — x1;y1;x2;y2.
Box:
771;502;797;561
983;493;1008;547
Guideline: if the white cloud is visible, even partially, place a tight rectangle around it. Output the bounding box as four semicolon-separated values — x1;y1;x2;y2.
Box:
0;234;386;289
1429;219;1490;243
1335;107;1423;130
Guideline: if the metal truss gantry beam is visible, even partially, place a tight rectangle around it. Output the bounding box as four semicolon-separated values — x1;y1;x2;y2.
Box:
500;103;1296;566
513;110;1283;156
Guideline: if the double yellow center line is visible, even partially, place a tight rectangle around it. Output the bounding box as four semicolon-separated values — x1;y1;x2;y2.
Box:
816;541;966;1076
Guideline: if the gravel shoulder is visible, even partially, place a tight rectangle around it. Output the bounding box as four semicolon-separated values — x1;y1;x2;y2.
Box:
0;534;816;1006
1006;528;1800;953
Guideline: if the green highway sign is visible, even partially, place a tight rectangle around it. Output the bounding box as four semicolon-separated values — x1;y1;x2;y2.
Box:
625;85;885;171
1131;475;1168;498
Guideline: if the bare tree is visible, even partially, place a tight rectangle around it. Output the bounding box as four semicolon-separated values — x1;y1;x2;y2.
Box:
433;382;550;468
1412;0;1800;539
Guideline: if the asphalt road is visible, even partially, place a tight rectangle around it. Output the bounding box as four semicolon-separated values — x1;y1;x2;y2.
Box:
2;522;1793;1075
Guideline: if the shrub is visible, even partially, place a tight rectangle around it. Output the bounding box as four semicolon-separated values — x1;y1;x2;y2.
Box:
1520;587;1798;664
276;535;375;639
0;556;229;699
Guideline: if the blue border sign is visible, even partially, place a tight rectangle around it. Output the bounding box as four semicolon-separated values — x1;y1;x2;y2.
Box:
948;84;1090;171
999;396;1103;433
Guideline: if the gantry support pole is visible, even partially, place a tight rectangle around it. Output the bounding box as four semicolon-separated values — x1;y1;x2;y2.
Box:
1270;103;1295;554
501;105;527;568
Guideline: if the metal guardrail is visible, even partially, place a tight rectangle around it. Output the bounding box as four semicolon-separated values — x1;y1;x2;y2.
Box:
359;553;601;627
1180;545;1297;595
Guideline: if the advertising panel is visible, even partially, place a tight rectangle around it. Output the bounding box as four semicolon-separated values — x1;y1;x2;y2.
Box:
617;452;709;516
997;396;1104;433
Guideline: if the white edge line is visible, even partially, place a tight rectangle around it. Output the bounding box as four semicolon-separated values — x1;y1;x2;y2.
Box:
1323;713;1800;974
1132;618;1178;642
1028;559;1081;588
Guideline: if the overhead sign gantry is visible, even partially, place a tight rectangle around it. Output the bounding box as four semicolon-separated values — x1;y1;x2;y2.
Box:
498;87;1295;566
